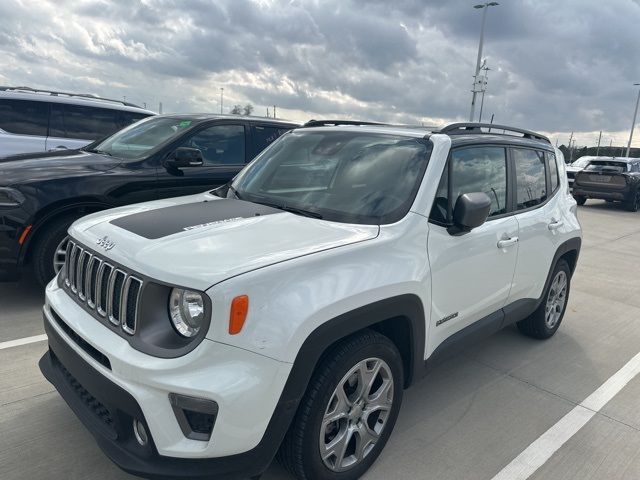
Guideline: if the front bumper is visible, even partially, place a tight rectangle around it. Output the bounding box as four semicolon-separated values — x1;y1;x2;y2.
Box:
40;281;295;479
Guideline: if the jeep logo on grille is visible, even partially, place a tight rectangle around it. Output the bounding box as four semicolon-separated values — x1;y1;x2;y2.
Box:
96;235;115;251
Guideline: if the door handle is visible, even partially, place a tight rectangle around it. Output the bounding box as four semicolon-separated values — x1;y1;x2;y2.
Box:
548;220;564;231
497;237;519;248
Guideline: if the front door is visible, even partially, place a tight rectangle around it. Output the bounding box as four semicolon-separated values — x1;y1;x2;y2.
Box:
427;145;518;355
156;123;248;199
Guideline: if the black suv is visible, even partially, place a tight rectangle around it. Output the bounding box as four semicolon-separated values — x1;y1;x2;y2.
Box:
0;114;298;285
572;157;640;211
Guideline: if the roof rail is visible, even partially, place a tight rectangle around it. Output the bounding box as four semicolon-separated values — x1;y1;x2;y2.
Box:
436;122;551;144
0;86;144;109
301;119;388;128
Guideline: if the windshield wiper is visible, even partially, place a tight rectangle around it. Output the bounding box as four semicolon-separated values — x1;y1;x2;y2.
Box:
84;148;112;156
228;184;243;200
256;201;323;219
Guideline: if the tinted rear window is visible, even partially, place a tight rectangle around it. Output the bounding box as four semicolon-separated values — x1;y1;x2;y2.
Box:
0;99;48;136
585;161;627;173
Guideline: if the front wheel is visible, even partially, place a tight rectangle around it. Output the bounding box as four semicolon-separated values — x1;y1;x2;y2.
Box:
279;330;404;480
32;215;78;287
517;259;571;339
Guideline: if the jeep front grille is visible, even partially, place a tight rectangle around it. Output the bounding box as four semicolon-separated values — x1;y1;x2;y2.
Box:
63;240;143;335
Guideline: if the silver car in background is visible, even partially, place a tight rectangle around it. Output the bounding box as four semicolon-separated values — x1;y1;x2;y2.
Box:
0;86;154;157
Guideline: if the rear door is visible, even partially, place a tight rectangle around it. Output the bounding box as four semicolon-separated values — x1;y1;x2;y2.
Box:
507;147;562;303
155;121;248;199
0;99;48;156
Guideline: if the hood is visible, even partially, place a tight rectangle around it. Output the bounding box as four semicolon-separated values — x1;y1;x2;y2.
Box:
0;150;119;186
69;193;379;290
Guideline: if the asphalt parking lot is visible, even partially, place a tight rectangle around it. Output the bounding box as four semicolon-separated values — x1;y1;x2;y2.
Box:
1;200;640;480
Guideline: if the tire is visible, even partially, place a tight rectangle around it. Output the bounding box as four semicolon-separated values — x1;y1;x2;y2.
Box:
279;330;404;480
32;215;78;287
573;195;587;206
625;190;640;212
517;259;571;339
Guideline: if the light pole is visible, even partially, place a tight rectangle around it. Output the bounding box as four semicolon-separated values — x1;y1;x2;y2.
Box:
469;2;499;122
625;83;640;157
479;63;490;122
220;87;224;114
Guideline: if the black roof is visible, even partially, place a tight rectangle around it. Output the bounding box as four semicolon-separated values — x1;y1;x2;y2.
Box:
158;113;298;126
449;133;555;151
296;120;553;149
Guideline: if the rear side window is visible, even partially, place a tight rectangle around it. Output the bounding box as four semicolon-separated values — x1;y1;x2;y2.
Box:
0;99;48;136
513;148;547;210
253;125;290;154
548;152;559;192
429;146;508;224
49;104;122;140
120;111;150;128
179;124;246;165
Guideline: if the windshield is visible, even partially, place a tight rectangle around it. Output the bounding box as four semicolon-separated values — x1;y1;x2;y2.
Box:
585;161;627;173
230;130;432;225
87;117;196;159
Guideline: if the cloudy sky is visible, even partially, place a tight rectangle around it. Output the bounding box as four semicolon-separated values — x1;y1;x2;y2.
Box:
1;0;639;147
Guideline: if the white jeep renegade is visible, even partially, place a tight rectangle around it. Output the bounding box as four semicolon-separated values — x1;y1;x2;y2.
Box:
40;121;581;480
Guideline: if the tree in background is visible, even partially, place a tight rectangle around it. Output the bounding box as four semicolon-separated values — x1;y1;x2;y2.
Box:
558;144;639;163
230;103;254;115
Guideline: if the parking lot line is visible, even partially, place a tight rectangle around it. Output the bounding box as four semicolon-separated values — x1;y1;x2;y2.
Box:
0;334;47;350
491;350;640;480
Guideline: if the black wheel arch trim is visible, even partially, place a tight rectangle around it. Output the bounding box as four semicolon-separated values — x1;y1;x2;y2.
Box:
19;200;114;264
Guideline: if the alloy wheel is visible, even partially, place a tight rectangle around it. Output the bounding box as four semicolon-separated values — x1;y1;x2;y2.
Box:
319;357;394;472
545;270;567;329
53;236;69;274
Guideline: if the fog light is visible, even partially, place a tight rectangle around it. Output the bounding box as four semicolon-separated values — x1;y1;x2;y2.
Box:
133;419;149;446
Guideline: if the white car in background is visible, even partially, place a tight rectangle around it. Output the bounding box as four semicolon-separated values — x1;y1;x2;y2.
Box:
0;86;154;157
566;156;594;190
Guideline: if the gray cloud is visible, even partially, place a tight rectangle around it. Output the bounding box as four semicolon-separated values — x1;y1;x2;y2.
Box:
0;0;639;145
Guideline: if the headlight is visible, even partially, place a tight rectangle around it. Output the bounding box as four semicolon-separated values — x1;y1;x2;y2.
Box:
0;187;25;207
169;288;205;337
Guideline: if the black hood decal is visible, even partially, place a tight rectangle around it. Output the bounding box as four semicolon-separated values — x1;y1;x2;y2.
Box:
110;199;282;239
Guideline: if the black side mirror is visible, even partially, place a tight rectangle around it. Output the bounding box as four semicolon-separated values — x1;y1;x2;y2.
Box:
448;192;492;235
166;147;204;168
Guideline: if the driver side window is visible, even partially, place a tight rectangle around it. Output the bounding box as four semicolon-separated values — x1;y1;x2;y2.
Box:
179;124;246;165
429;146;508;224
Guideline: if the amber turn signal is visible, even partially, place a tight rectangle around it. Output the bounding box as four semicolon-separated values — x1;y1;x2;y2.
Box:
229;295;249;335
